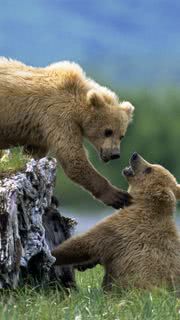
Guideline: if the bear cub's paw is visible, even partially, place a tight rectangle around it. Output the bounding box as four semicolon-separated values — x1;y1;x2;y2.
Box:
99;185;132;209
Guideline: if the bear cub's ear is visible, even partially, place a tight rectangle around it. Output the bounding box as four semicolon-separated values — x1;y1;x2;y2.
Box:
121;101;135;121
176;184;180;200
87;89;105;109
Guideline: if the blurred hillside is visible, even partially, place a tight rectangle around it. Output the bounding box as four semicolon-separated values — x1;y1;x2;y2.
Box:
1;0;180;88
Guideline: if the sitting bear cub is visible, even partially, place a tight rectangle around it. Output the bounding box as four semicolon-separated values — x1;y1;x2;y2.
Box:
0;58;134;208
52;153;180;291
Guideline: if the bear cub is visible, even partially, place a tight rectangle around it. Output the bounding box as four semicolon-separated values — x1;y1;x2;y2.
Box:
52;153;180;291
0;58;134;208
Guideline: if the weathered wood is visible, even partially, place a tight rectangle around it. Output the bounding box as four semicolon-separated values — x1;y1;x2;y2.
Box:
0;157;76;289
43;197;76;288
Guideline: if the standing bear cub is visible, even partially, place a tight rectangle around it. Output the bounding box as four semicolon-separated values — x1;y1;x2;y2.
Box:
52;153;180;291
0;58;134;208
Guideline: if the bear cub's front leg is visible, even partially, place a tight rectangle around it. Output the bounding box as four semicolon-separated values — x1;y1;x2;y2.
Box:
58;144;132;209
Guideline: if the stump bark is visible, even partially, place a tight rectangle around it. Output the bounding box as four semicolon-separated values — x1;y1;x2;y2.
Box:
0;157;76;289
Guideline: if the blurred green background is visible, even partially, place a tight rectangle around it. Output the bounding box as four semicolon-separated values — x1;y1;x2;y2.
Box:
0;0;180;228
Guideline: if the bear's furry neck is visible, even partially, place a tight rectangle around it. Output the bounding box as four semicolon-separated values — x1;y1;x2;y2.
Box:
128;190;176;217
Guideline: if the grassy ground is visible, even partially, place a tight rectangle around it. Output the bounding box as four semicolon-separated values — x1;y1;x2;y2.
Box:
0;151;179;319
0;266;180;320
0;148;29;178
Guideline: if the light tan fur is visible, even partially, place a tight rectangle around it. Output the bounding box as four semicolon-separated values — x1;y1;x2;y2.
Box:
0;57;134;208
52;154;180;291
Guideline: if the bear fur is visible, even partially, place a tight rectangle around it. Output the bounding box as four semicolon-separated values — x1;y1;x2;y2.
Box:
52;153;180;291
0;57;134;208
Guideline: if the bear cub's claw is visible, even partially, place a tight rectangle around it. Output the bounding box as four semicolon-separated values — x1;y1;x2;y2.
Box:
112;190;133;209
100;186;133;209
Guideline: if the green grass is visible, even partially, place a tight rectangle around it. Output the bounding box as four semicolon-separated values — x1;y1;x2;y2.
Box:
0;148;29;178
0;266;180;320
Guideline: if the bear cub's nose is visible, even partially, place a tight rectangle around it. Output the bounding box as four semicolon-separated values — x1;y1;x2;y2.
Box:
111;150;120;160
131;152;138;161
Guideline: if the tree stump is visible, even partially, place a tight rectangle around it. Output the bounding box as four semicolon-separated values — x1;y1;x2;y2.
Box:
0;157;76;289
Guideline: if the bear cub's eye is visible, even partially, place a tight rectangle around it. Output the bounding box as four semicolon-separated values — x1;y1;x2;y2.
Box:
144;167;152;174
104;129;113;137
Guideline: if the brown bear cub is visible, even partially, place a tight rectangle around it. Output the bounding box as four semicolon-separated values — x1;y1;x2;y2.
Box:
52;153;180;291
0;58;134;209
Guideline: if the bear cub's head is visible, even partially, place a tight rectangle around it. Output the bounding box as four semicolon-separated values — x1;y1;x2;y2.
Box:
83;89;134;163
123;153;180;209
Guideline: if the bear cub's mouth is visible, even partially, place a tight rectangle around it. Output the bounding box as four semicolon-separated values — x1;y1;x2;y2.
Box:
122;152;140;177
122;166;135;177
